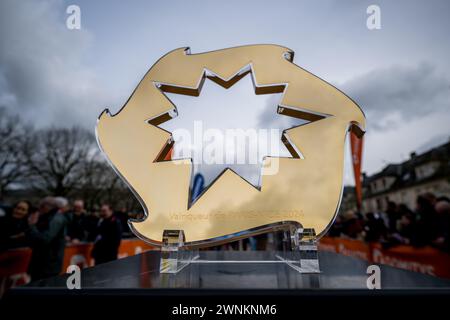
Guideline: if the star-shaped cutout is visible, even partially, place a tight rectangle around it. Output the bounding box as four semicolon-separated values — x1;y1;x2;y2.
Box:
150;65;321;205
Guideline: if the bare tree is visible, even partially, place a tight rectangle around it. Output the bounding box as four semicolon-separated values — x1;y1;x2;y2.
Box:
0;107;28;199
23;126;96;196
1;115;140;210
78;155;121;209
79;155;141;212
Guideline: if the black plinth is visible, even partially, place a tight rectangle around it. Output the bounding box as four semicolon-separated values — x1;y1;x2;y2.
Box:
4;250;450;318
19;250;450;289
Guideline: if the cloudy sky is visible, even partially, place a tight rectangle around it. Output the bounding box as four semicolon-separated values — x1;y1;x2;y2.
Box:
1;0;449;186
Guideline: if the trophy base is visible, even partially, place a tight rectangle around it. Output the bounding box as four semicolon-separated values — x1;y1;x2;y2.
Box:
159;227;320;274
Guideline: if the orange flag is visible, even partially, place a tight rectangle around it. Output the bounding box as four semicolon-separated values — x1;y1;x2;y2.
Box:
350;132;364;210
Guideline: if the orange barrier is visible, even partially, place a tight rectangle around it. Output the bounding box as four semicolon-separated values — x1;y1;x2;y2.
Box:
0;239;155;294
0;247;32;296
319;237;450;279
62;239;157;271
1;237;449;292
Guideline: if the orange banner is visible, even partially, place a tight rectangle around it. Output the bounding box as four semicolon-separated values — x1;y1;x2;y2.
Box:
350;132;364;210
371;243;449;277
319;237;450;279
0;248;32;295
335;238;372;261
1;239;156;294
62;239;156;271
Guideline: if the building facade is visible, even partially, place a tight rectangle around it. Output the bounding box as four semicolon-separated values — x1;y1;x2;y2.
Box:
362;140;450;213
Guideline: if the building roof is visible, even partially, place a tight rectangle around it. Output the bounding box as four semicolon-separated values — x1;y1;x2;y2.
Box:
363;140;450;197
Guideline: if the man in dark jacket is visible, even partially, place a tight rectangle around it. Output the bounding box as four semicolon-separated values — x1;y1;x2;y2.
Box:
92;204;122;265
66;199;88;243
26;197;70;280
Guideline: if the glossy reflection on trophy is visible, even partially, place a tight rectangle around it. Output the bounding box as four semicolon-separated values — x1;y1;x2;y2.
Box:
96;44;366;273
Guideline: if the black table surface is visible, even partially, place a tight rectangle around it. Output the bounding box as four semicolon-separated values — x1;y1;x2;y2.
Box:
21;250;450;290
6;250;450;318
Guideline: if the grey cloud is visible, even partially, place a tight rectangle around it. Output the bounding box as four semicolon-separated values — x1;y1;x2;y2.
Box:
342;63;450;130
0;0;106;129
416;133;450;154
259;63;450;132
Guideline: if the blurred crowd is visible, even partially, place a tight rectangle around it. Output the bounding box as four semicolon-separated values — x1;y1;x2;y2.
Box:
0;197;139;280
1;192;449;281
329;192;450;252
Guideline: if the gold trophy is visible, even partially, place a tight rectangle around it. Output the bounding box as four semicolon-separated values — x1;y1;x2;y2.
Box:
96;45;365;273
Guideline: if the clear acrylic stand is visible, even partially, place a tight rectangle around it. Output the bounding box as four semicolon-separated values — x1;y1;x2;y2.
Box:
159;230;199;274
276;226;320;273
159;226;320;274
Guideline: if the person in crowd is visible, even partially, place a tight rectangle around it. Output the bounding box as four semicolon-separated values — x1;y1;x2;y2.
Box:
66;199;88;243
115;206;131;237
26;196;70;280
324;193;449;252
388;211;417;245
423;192;437;206
0;200;34;250
85;208;100;242
364;212;387;242
385;201;400;233
91;204;122;265
432;198;450;252
328;215;344;237
415;195;440;246
54;197;70;214
397;203;413;219
341;210;364;239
